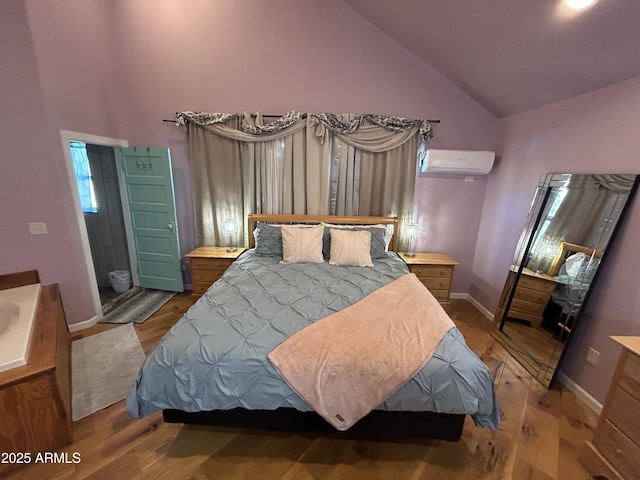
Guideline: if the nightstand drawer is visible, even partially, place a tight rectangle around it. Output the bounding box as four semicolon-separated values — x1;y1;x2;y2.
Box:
192;269;225;283
511;298;546;316
190;257;233;271
429;289;450;302
192;281;217;295
419;277;452;291
513;286;552;305
411;265;453;278
518;276;556;294
595;421;640;480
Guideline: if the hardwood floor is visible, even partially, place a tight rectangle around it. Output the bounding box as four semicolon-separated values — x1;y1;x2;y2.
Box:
7;295;599;479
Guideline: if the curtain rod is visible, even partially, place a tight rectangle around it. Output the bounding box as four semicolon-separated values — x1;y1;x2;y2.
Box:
162;116;441;124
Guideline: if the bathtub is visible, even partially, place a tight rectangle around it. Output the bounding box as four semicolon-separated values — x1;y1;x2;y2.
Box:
0;283;41;372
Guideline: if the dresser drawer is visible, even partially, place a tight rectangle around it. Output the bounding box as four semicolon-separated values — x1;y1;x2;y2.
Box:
411;265;453;279
595;420;640;480
619;350;640;399
518;276;556;294
608;386;640;446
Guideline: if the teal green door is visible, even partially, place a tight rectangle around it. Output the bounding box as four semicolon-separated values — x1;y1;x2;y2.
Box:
119;147;183;292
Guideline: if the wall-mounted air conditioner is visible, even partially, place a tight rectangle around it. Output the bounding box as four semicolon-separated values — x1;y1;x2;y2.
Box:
420;149;495;175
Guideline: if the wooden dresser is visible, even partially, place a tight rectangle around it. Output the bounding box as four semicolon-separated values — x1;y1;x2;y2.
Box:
186;247;245;298
398;252;458;304
497;267;559;325
579;336;640;480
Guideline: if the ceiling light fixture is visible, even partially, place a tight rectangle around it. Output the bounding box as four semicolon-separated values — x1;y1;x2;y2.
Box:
566;0;597;10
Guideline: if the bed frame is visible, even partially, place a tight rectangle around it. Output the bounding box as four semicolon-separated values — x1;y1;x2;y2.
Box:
163;214;466;441
547;241;603;277
247;213;400;252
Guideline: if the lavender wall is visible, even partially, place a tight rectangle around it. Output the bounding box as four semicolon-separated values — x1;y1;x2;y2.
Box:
472;76;640;403
1;0;497;325
0;0;94;324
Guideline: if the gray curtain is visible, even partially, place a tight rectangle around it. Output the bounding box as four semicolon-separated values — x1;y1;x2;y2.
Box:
329;137;360;216
187;117;244;248
180;111;433;249
359;136;419;222
314;115;424;250
185;113;330;246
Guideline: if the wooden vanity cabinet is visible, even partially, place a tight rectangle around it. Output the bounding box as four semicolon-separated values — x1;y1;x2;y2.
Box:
0;271;71;477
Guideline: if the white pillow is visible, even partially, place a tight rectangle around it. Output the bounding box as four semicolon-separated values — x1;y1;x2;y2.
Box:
321;222;392;250
328;228;374;267
564;252;586;278
280;224;324;264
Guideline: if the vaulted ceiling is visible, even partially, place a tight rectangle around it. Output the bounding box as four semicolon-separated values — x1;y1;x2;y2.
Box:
343;0;640;117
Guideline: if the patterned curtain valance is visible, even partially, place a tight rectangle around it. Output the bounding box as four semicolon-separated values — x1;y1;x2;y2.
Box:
310;113;433;141
176;111;434;143
176;111;307;135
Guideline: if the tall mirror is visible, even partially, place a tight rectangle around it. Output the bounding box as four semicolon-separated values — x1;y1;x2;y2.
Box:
491;173;639;387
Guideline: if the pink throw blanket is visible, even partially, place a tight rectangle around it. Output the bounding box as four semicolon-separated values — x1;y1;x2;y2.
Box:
268;273;455;430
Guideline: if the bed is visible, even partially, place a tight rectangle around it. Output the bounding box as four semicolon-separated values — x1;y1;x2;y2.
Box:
127;214;499;441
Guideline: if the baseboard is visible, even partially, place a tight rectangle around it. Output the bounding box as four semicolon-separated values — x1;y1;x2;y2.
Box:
68;315;99;332
557;372;603;414
453;292;494;321
450;292;468;300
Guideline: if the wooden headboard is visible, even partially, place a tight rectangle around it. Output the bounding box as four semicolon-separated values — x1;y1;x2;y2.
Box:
547;241;604;277
247;214;399;252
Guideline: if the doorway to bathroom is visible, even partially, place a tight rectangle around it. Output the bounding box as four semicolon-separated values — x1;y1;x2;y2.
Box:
70;141;138;312
62;131;184;328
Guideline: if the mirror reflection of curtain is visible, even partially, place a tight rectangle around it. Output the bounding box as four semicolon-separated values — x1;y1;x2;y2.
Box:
530;181;611;273
182;112;432;249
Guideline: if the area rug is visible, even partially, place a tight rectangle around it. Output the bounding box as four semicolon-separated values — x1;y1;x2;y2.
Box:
99;288;176;324
72;323;145;421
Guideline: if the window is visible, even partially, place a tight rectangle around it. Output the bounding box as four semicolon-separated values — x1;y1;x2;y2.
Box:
70;141;98;213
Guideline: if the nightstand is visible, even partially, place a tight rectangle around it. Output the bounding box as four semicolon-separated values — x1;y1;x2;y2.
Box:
186;247;245;298
498;267;559;325
398;252;459;304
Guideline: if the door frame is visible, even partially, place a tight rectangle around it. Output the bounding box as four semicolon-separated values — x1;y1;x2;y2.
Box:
60;130;132;328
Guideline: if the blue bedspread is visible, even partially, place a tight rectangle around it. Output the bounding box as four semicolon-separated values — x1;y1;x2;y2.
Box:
127;250;499;429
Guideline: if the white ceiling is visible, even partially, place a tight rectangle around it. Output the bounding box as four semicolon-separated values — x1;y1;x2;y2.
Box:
343;0;640;117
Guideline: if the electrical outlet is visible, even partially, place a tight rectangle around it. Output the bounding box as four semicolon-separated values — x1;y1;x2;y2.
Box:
464;176;475;183
28;222;48;235
586;348;600;365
